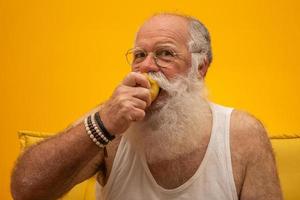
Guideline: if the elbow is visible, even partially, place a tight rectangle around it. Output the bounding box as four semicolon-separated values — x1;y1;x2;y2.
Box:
11;175;37;200
11;170;66;200
11;181;29;200
11;170;48;200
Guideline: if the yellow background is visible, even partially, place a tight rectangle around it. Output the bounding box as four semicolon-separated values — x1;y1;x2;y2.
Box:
1;0;299;199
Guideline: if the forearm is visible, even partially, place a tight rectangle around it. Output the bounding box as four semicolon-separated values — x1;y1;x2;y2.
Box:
10;72;153;199
11;122;104;200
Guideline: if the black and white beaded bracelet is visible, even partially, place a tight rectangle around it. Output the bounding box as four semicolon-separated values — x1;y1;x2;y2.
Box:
84;113;114;148
84;116;105;148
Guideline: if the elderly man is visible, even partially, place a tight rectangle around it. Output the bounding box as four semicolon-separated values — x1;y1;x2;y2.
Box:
11;13;282;200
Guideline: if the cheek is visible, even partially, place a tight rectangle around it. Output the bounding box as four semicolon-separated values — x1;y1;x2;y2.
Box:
186;54;192;68
131;65;139;72
164;61;191;78
161;67;183;79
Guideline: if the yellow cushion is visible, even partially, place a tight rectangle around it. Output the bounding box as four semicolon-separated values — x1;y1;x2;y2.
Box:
18;130;96;200
270;134;300;200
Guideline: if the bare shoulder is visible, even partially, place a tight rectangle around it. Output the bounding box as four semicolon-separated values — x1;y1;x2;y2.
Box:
230;109;283;199
231;109;266;137
230;109;272;157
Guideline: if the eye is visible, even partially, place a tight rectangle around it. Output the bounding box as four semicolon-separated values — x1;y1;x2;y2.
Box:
134;51;146;59
156;49;175;57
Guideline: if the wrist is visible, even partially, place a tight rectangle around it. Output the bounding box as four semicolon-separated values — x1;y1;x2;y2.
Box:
83;112;115;148
98;109;116;136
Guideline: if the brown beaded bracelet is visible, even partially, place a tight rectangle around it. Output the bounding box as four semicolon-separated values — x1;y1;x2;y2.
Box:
84;114;110;148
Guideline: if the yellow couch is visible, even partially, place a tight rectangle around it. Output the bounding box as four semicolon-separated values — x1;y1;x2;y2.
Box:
18;131;300;200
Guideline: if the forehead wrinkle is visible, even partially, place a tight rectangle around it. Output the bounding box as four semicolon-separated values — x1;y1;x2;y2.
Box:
135;28;188;50
137;27;188;41
136;38;179;50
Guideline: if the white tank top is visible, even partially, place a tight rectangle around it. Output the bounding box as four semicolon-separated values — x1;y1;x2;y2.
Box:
96;103;238;200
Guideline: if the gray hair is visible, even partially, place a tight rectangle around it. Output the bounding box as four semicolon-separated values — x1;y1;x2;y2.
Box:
187;17;213;74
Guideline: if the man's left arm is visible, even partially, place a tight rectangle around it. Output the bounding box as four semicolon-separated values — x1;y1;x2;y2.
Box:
231;110;283;200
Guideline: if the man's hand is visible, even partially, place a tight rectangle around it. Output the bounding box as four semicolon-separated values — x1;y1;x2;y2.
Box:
100;72;151;135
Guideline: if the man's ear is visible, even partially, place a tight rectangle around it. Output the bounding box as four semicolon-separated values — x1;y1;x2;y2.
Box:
198;58;209;78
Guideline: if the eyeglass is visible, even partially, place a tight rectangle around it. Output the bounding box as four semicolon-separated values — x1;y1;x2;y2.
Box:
125;47;184;69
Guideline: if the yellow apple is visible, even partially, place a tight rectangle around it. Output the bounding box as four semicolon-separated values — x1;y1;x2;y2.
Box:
143;73;160;103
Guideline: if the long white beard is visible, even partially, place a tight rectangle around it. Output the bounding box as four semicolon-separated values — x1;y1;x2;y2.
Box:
124;70;211;164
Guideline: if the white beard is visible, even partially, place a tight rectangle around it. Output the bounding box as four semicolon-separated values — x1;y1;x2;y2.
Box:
124;70;211;164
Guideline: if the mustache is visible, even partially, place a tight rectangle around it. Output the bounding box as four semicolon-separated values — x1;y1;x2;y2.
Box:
147;71;202;97
147;72;185;95
147;72;169;89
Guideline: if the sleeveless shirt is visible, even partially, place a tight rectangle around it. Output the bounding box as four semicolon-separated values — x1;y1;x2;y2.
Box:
96;103;238;200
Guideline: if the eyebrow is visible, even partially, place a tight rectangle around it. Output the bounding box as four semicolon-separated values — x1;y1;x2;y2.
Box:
154;41;177;48
135;42;178;51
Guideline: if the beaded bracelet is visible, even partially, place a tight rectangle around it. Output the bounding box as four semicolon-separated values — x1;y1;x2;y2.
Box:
94;112;115;141
84;116;105;148
84;112;115;148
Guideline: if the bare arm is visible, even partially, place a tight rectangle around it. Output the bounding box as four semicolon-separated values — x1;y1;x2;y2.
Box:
11;72;151;200
231;110;283;200
11;120;105;200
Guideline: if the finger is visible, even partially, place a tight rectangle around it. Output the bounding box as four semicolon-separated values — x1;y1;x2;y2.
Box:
130;97;147;110
122;72;150;89
132;87;151;107
128;108;145;122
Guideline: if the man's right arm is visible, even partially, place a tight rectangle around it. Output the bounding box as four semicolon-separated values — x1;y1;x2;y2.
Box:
11;72;152;200
11;121;105;200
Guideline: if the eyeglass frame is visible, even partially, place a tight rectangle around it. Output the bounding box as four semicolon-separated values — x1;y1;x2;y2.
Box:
125;46;186;69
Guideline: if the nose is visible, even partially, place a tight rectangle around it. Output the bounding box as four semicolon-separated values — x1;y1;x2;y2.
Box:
138;53;160;73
